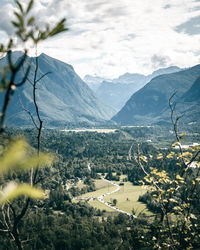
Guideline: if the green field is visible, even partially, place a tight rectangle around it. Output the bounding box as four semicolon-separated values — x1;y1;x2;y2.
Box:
103;182;150;215
80;180;116;199
74;177;150;216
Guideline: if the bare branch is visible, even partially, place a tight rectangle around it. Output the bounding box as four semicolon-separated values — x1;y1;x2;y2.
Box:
0;229;9;232
0;51;29;132
1;205;11;235
36;71;51;83
128;143;133;160
136;144;149;176
17;90;39;129
16;65;31;87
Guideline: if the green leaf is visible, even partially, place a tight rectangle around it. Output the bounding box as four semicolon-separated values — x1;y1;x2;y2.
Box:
27;16;35;26
15;0;24;14
14;11;24;28
48;18;67;37
179;132;186;137
26;0;34;14
7;39;14;49
11;21;20;28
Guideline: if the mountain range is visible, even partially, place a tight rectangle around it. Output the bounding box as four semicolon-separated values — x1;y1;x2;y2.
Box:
1;52;199;128
84;66;181;111
112;64;200;126
0;52;115;128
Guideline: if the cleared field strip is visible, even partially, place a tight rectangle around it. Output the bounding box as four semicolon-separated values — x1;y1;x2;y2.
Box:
62;129;116;133
75;178;150;216
97;179;133;217
103;182;150;215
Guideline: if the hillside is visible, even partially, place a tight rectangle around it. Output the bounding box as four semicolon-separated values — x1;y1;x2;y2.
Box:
88;66;180;111
0;52;115;128
112;65;200;125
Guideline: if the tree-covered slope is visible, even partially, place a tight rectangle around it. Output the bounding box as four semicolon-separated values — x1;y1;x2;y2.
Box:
94;66;180;111
112;65;200;125
0;52;115;128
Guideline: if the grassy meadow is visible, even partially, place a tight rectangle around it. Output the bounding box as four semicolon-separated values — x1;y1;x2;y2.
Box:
103;182;150;215
74;176;151;216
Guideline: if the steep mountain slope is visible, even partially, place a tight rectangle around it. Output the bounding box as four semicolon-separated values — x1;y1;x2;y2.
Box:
182;76;200;103
173;76;200;124
0;52;115;128
94;66;180;111
112;65;200;125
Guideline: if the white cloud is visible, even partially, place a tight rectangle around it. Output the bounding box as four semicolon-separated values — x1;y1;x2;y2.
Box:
0;3;16;36
1;0;200;78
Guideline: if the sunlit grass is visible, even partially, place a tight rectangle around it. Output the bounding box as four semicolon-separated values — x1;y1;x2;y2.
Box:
80;185;116;199
74;177;151;216
103;182;151;215
88;200;114;212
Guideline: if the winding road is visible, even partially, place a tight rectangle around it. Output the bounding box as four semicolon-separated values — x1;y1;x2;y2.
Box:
97;178;137;218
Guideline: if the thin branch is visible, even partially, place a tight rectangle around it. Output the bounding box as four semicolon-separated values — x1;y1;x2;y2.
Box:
136;144;149;176
128;143;133;160
36;71;51;83
0;229;9;232
8;203;16;220
169;93;188;176
17;90;39;129
33;47;43;156
136;144;177;249
0;51;29;132
186;150;200;168
16;65;31;87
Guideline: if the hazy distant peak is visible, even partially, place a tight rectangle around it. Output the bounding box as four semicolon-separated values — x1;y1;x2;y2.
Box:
151;66;181;77
112;64;200;125
119;72;145;78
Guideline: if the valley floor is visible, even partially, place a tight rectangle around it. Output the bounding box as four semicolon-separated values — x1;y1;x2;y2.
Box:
73;176;151;216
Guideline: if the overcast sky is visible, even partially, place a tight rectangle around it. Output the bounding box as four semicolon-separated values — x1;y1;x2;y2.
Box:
1;0;200;78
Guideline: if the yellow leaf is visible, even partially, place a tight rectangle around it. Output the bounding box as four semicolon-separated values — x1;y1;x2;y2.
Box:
0;140;54;174
0;182;44;204
166;152;175;159
0;140;27;174
157;153;163;160
140;156;147;162
172;142;181;147
169;198;177;203
182;152;192;158
190;214;197;220
176;174;184;181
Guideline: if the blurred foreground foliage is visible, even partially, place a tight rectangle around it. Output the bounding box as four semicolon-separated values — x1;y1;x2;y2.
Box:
0;139;54;204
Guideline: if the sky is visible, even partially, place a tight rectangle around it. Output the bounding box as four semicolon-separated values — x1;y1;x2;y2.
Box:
1;0;200;79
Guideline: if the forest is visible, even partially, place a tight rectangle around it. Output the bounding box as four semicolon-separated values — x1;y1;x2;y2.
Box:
0;126;200;249
0;1;200;249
